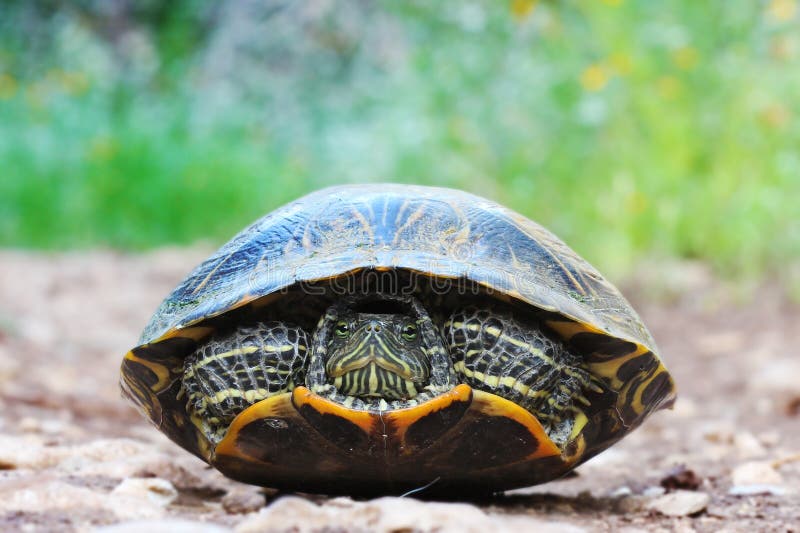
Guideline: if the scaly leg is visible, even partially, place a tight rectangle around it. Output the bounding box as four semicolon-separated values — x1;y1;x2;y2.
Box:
182;322;309;440
442;307;602;433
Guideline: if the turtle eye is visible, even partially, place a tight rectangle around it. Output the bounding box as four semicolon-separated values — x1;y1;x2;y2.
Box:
401;323;418;341
334;321;350;338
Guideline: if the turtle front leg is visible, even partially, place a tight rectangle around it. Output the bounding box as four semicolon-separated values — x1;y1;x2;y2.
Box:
182;322;309;441
442;307;603;436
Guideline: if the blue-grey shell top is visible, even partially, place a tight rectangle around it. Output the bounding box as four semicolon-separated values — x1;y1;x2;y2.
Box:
140;184;655;352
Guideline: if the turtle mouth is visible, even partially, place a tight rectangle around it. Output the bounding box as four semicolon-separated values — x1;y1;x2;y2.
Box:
327;346;421;380
332;362;423;400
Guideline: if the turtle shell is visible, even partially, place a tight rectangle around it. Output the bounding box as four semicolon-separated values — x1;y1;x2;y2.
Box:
121;184;676;494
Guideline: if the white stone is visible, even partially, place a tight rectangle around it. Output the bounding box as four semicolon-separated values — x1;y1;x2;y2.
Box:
111;477;178;507
96;519;229;533
221;486;266;514
733;432;767;459
731;461;783;486
0;479;165;520
728;484;787;496
610;486;633;497
642;486;666;497
646;490;710;517
235;496;586;533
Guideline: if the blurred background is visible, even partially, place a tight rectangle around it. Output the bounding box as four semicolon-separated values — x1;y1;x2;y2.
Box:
1;0;798;288
2;4;800;529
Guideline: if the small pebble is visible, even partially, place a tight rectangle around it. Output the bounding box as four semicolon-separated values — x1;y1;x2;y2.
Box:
785;396;800;417
642;486;666;498
646;490;710;517
222;487;266;514
235;496;587;533
758;431;780;447
731;461;782;486
111;477;178;507
18;417;41;433
616;495;647;513
610;486;633;497
728;484;787;496
660;465;702;491
96;519;228;533
733;432;766;459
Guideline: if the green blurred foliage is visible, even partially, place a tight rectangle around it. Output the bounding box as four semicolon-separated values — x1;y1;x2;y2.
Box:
0;0;798;282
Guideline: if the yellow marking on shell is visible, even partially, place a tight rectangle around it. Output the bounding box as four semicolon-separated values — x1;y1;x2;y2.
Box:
507;244;524;272
387;384;473;446
123;351;173;392
625;364;671;416
563;411;589;464
392;205;427;245
291;386;376;433
444;224;471;255
471;282;517;304
157;326;215;343
585;344;651;387
545;319;606;340
247;291;283;310
190;250;238;296
471;390;561;459
545;319;655;389
412;268;458;280
350;208;375;244
214;391;296;461
301;221;313;250
548;249;587;297
393;198;412;226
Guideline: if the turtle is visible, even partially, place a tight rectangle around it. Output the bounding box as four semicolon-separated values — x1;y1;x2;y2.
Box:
120;184;676;495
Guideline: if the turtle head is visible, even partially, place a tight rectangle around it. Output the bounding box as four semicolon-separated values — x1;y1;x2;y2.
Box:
324;310;430;400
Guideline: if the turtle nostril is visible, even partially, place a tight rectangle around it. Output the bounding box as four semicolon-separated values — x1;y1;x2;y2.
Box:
368;321;381;332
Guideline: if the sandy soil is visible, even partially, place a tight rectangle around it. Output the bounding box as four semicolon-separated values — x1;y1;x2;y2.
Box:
0;249;798;532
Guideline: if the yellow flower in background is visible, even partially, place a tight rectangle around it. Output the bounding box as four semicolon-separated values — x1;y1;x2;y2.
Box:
625;191;648;215
580;64;610;92
609;52;633;76
59;71;90;95
656;76;682;100
510;0;538;20
767;0;797;21
87;136;119;161
0;73;17;99
759;104;791;129
45;69;90;96
672;46;699;71
24;82;47;109
770;35;797;60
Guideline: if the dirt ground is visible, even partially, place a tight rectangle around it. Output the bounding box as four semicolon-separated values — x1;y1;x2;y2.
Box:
0;249;798;532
